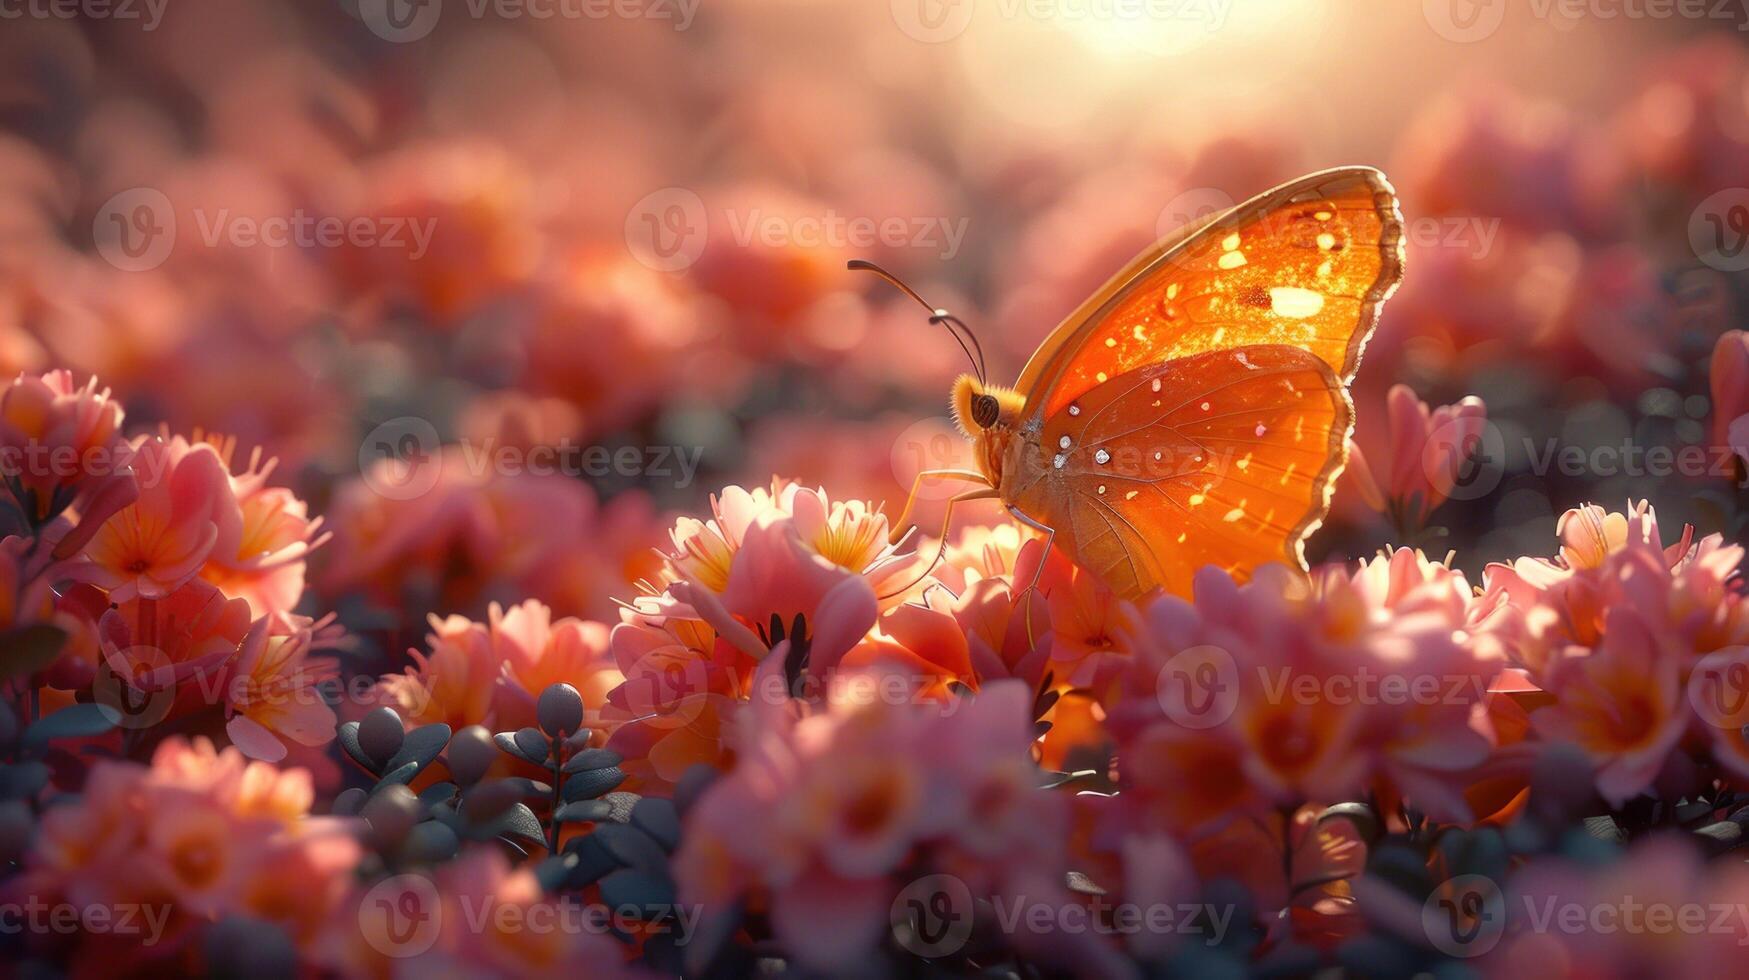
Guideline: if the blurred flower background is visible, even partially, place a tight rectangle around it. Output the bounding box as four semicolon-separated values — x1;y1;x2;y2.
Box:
3;0;1749;976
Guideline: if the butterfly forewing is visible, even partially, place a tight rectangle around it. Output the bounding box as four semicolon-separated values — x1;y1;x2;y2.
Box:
1001;167;1403;600
1016;168;1403;424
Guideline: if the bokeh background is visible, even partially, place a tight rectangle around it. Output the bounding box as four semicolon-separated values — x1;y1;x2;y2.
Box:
3;0;1747;647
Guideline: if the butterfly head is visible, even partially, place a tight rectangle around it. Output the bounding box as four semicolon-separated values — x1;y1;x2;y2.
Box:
950;375;1023;436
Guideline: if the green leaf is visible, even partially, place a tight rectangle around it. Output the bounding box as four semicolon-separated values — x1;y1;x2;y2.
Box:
25;703;116;746
0;624;68;681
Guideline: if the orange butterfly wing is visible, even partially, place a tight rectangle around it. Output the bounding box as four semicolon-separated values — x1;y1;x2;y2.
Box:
1005;168;1404;600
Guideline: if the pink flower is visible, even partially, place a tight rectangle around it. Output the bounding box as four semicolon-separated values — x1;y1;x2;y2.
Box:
519;252;713;435
1111;557;1497;826
367;611;502;730
97;577;258;705
1482;501;1748;679
197;437;329;619
488;599;624;732
1614;36;1749;196
77;435;242;602
1711;329;1749;466
675;672;1064;973
0;370;139;557
222;613;340;763
1487;835;1749;978
340;849;639;978
1376;385;1488;532
14;737;348;956
1531;606;1687;806
365;599;623;736
318;447;661;623
1393;85;1623;237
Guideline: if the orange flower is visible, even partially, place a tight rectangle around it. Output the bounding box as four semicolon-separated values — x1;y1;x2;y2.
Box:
77;435;241;602
196;436;329;619
367;611;501;730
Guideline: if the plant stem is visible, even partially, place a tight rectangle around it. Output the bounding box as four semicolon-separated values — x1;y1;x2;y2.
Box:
549;736;563;854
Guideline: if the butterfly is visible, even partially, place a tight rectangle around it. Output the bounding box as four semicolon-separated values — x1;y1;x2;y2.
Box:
854;166;1405;602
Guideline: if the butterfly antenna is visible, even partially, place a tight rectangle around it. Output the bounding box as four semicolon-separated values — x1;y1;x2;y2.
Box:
848;259;986;384
932;312;986;384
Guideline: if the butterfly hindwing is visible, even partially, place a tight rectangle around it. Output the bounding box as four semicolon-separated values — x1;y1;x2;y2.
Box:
1015;167;1403;424
1010;346;1352;601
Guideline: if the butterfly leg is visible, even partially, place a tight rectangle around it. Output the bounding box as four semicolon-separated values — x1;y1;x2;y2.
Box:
1007;506;1056;648
877;486;1000;601
887;468;989;546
